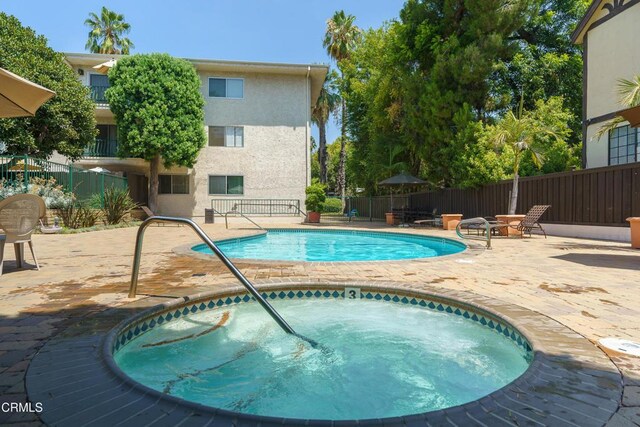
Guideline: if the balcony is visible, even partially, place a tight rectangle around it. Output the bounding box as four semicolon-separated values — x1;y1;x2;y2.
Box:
90;85;109;104
84;138;117;157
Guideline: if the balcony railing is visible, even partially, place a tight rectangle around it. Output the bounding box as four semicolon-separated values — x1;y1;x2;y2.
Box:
90;85;109;103
84;138;118;157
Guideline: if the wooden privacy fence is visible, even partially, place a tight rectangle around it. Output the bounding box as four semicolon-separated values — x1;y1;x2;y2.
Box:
408;163;640;227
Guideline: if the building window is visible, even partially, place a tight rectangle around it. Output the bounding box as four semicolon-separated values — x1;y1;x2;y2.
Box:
609;125;639;165
208;126;244;147
159;175;189;194
208;78;243;98
89;74;110;103
208;175;243;195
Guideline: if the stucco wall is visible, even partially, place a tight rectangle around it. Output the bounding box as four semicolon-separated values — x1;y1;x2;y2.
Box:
584;125;610;169
584;3;640;168
157;72;311;218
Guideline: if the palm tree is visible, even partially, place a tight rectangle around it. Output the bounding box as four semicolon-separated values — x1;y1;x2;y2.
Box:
85;7;134;55
594;75;640;140
323;10;362;200
490;98;557;214
311;69;340;184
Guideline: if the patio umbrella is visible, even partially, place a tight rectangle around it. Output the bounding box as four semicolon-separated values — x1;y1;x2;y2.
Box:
88;166;111;174
618;105;640;128
92;59;117;74
0;67;55;118
8;161;42;171
378;172;427;187
378;172;427;211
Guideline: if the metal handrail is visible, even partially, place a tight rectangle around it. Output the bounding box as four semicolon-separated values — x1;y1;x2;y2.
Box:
231;202;307;217
224;207;264;230
455;217;493;249
128;216;296;336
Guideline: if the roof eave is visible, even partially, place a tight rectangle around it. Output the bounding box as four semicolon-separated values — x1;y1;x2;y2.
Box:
572;0;604;44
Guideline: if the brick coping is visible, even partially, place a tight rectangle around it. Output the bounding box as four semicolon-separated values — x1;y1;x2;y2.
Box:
174;227;483;266
26;281;622;426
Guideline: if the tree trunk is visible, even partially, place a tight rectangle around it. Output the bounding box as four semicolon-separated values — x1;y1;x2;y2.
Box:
149;154;160;213
509;171;519;215
338;98;347;203
319;120;328;184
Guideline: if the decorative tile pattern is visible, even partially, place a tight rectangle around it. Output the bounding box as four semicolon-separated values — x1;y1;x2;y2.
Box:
112;288;533;356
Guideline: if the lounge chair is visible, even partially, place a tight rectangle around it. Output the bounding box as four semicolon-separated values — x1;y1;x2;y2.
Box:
491;205;551;238
0;194;46;275
412;208;441;227
463;216;499;235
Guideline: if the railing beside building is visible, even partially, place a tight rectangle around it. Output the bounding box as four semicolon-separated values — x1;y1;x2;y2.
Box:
211;199;302;216
83;138;118;157
0;155;128;203
90;85;109;103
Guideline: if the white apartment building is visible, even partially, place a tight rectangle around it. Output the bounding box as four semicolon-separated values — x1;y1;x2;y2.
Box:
63;53;328;219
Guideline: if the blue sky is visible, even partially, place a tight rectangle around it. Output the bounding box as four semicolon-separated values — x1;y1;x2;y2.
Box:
1;0;405;144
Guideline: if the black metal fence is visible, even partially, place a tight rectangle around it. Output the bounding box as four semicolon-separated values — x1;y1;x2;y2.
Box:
210;199;303;216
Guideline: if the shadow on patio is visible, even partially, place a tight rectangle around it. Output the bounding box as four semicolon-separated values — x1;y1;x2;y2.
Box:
552;253;640;271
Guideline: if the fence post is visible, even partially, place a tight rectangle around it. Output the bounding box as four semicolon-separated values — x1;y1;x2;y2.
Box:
101;173;105;208
69;165;73;194
23;154;28;192
369;196;373;222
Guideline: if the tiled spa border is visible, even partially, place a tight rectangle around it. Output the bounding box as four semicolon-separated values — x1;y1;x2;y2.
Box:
111;286;532;355
26;281;622;426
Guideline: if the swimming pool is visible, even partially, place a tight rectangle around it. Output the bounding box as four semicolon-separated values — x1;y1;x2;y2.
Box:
192;229;466;261
111;286;532;421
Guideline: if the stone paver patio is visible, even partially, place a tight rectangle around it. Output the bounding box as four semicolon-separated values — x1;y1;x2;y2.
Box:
0;220;639;425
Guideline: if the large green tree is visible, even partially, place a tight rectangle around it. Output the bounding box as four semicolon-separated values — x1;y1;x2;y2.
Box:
491;0;590;146
323;10;362;200
344;0;583;193
106;54;205;212
311;70;340;185
0;13;96;159
85;6;134;55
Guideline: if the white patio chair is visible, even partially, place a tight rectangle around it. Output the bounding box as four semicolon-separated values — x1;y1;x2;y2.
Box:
0;194;46;275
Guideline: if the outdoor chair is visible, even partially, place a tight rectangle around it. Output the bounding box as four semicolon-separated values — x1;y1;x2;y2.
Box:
345;209;358;221
412;208;441;228
0;194;46;275
463;217;499;235
490;205;551;238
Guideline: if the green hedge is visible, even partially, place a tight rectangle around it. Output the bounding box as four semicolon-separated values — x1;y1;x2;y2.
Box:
322;198;343;213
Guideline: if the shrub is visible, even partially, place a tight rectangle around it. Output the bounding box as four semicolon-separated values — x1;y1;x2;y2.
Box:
59;202;100;229
321;197;343;213
101;187;138;224
27;176;75;208
305;183;326;212
0;176;75;208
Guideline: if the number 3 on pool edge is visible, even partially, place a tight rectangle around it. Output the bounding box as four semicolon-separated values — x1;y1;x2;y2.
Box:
345;287;360;300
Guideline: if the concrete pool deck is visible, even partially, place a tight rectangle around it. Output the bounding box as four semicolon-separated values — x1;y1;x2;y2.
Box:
0;220;639;425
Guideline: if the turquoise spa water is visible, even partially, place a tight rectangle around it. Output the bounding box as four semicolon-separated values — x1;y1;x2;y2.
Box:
115;299;530;420
192;230;466;261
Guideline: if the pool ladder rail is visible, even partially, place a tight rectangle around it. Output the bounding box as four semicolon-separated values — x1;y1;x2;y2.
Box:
223;203;307;230
455;217;494;249
128;216;306;341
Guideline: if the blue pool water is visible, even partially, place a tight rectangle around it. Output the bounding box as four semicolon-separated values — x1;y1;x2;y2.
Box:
192;230;465;261
115;299;530;420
